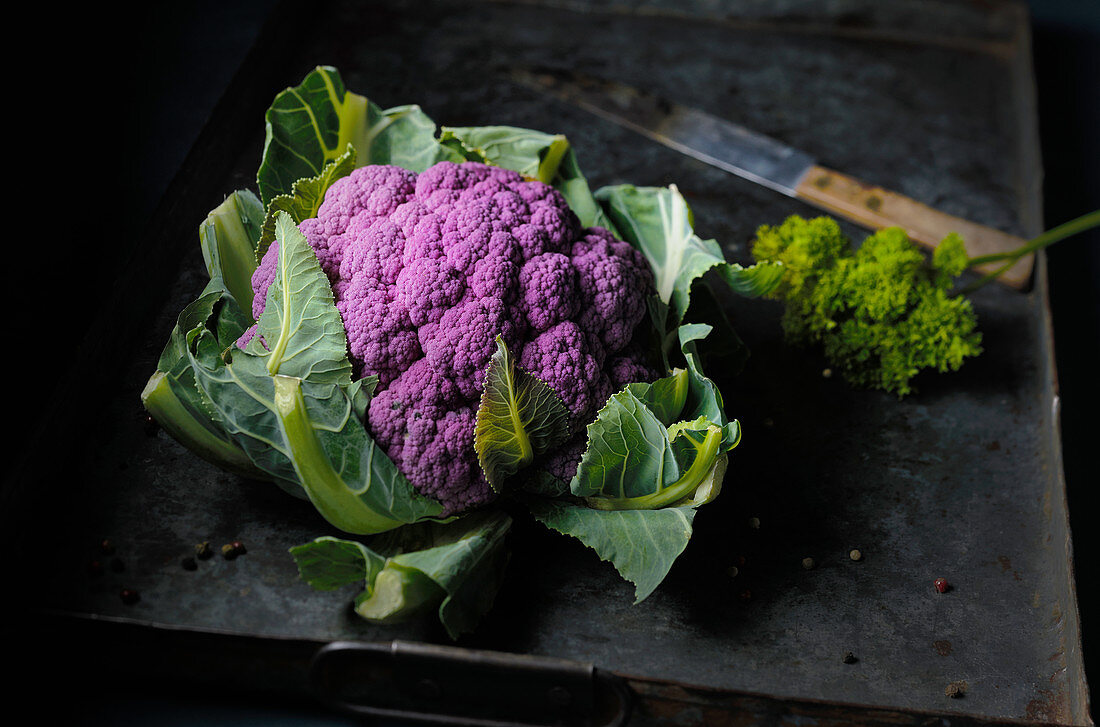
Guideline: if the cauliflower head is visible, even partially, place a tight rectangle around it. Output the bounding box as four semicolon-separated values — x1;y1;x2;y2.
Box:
243;161;657;513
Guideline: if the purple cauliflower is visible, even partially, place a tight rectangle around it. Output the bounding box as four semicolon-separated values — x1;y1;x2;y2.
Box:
246;161;656;513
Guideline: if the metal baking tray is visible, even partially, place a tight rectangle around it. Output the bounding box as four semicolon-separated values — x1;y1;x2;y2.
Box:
6;0;1088;724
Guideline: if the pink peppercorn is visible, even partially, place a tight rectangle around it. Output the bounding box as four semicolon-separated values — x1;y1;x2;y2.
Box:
933;577;950;593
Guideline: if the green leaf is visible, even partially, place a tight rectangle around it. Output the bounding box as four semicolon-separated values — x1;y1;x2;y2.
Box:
292;512;513;639
256;145;357;261
257;66;464;205
199;190;264;315
289;536;387;591
355;565;446;623
346;375;378;423
625;368;690;428
569;388;682;499
584;423;727;510
569;325;737;511
253;212;352;384
676;324;740;448
521;467;572;498
142;287;266;480
385;511;513;638
364;104;469;172
475;336;570;492
440;126;569;183
596;184;784;324
552;147;619;232
527;499;696;603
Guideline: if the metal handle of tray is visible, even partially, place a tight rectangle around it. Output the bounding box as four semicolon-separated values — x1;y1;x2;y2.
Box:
309;640;633;726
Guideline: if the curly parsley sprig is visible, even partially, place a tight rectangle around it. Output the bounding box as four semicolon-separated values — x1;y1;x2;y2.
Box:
750;210;1099;397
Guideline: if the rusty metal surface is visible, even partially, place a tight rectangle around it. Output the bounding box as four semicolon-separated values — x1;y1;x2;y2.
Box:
6;0;1087;724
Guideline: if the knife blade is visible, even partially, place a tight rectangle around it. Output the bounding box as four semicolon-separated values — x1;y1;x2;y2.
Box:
513;68;1032;288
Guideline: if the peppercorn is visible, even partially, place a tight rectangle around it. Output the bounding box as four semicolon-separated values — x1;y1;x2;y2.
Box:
142;413;160;436
99;539;116;555
738;589;752;602
221;540;247;560
944;681;966;698
849;548;863;562
181;556;197;571
842;652;857;664
748;517;761;530
934;577;950;593
195;541;213;560
88;560;103;577
120;589;140;605
802;557;816;570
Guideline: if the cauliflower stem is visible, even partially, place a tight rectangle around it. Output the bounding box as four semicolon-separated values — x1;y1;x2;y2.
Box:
274;375;408;535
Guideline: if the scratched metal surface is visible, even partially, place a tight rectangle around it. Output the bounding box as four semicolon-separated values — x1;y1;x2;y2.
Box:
16;0;1087;724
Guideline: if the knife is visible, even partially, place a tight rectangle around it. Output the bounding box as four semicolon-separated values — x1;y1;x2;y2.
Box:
513;69;1032;288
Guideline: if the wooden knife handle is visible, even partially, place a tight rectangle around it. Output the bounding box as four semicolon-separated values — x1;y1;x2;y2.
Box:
794;164;1032;288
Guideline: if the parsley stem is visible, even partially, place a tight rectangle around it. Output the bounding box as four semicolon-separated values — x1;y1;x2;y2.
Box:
960;209;1100;293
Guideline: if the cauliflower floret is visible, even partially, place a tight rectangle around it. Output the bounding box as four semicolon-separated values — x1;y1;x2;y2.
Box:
468;255;519;302
396;257;466;326
609;353;660;390
572;228;654;354
317;165;416;236
519;320;612;422
401;407;492;512
250;240;281;321
519;252;578;332
422;296;522;399
442;200;522;273
337;285;419;386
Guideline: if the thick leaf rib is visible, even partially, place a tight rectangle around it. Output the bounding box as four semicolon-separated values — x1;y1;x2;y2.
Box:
199;190;264;314
256;212;351;384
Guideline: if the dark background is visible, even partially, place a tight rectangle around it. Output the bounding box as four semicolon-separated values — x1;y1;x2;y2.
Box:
34;0;1100;722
